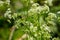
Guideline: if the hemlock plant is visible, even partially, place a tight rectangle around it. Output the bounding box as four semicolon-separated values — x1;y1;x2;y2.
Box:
0;0;60;40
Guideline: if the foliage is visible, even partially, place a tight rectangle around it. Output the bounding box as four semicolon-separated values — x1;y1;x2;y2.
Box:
0;0;60;40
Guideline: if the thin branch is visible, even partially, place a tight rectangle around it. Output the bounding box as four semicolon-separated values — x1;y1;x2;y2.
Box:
9;26;16;40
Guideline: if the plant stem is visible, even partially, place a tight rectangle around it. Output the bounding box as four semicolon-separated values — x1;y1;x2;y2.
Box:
9;26;16;40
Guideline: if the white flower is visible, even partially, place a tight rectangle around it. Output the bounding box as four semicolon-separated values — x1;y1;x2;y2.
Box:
33;27;37;32
8;8;11;11
0;1;4;4
48;13;57;18
30;0;34;4
30;23;33;30
34;33;37;37
57;11;60;14
45;26;51;32
8;14;11;19
44;1;48;4
32;3;39;8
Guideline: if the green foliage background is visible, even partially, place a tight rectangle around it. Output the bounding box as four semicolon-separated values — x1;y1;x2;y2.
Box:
0;0;60;40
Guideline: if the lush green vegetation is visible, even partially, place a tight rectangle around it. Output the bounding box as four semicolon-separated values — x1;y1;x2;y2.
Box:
0;0;60;40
